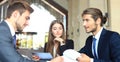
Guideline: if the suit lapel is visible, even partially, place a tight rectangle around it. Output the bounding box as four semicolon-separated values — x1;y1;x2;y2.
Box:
97;29;110;58
98;29;112;58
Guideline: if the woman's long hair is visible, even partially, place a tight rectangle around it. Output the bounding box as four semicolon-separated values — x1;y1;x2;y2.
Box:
45;20;66;57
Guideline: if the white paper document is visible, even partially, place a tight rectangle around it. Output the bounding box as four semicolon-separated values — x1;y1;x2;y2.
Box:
63;49;81;62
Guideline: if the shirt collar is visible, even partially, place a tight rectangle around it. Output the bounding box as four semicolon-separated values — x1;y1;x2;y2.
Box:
93;27;103;40
5;20;15;36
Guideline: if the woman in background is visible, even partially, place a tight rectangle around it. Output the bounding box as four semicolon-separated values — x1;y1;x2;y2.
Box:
44;20;74;58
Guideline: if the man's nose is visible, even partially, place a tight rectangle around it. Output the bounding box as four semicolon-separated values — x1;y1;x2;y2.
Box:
83;21;86;26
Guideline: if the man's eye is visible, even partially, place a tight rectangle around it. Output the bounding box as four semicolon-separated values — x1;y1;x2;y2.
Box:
25;17;30;20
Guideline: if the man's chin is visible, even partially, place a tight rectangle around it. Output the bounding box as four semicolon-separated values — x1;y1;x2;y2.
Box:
86;31;91;33
17;29;23;32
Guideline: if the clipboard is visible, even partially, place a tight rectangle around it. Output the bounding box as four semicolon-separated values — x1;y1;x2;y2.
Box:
32;52;53;60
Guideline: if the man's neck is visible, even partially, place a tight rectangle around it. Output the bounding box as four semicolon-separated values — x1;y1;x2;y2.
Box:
93;26;102;36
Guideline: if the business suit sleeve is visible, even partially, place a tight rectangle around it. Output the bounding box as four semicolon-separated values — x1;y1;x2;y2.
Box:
107;32;120;62
79;36;94;58
59;39;74;55
0;25;34;62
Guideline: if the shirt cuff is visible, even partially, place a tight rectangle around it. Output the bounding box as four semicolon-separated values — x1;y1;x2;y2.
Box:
90;58;93;62
60;42;65;46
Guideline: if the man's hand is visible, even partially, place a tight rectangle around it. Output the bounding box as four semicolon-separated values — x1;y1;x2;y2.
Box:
77;53;91;62
32;55;40;61
50;56;64;62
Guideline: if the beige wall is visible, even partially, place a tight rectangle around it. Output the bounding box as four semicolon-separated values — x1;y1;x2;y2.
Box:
109;0;120;33
68;0;89;50
68;0;81;50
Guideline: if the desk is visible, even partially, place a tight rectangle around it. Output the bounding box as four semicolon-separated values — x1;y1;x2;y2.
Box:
17;48;44;58
17;48;52;62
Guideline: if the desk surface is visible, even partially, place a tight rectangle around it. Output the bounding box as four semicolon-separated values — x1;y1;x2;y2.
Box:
17;48;52;62
17;48;44;58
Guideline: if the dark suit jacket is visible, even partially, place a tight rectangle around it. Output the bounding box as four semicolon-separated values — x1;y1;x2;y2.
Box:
79;28;120;62
0;21;34;62
44;39;74;56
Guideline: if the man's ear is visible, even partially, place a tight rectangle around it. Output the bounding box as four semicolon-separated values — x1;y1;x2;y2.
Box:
12;10;20;18
96;18;101;25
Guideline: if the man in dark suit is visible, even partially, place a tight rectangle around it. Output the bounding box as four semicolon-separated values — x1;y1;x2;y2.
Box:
77;8;120;62
0;1;36;62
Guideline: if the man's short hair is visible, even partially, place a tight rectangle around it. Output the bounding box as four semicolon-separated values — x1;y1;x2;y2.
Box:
6;0;34;18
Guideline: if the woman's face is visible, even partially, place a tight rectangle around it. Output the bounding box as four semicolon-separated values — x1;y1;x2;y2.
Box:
52;23;63;38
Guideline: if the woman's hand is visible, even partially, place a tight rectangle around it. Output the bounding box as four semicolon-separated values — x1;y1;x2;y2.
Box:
54;38;65;45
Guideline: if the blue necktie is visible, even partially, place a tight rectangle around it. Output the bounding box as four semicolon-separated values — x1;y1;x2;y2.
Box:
13;34;16;47
92;38;97;59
